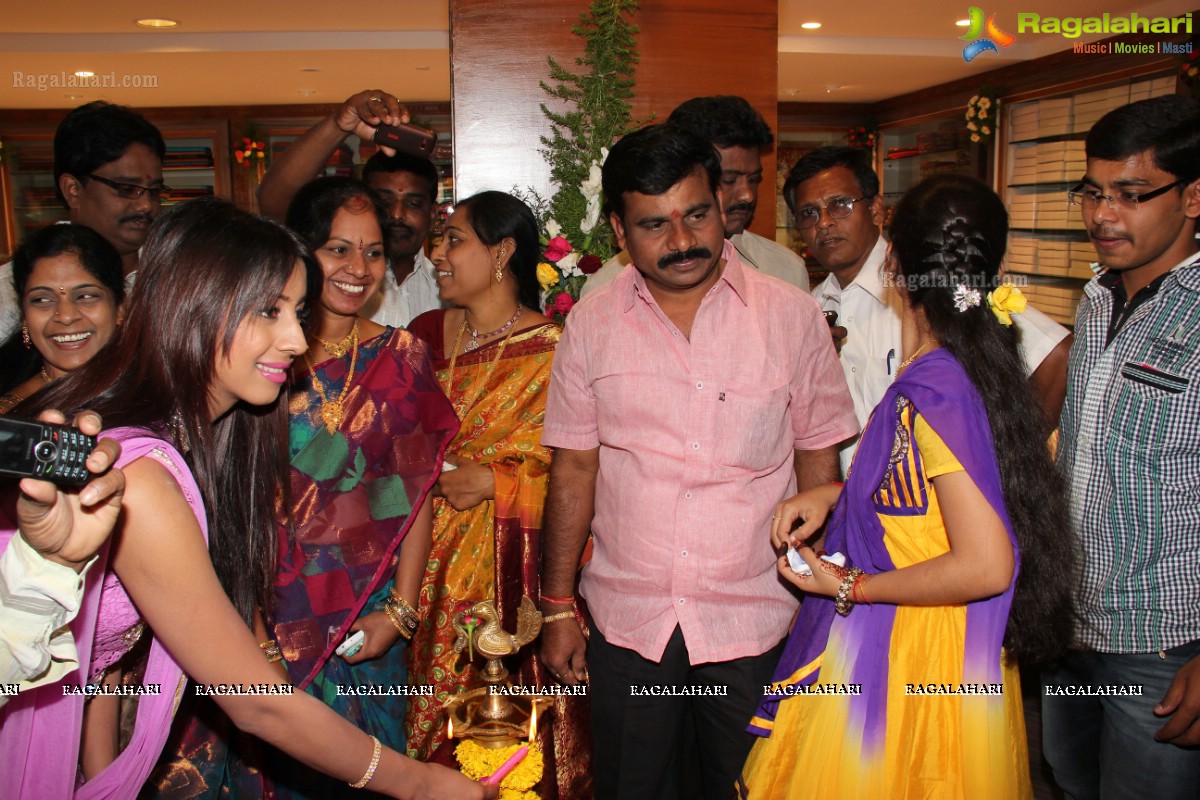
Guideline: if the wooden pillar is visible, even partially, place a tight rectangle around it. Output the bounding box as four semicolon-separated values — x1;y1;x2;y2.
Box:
450;0;779;240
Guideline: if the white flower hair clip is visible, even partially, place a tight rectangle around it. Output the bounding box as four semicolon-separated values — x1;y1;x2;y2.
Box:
953;284;982;312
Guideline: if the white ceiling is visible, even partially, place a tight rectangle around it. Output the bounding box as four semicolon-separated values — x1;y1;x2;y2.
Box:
0;0;1193;109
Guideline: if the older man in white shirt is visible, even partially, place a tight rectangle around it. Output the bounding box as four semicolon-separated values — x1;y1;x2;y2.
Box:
789;146;1072;474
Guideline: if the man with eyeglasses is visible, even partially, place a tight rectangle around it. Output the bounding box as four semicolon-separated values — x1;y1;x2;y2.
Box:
0;102;165;342
787;146;1071;474
582;95;810;296
1045;94;1200;800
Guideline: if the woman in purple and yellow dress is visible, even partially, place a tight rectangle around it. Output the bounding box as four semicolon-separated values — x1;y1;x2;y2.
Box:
406;191;592;799
740;175;1077;800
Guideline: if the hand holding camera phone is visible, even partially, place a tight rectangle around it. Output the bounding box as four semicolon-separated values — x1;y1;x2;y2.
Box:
3;413;125;571
373;123;437;158
0;417;98;486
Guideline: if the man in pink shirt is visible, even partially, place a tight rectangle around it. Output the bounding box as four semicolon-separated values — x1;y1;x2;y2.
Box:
539;124;858;800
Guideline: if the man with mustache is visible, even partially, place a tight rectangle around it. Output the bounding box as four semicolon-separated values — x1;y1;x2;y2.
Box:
582;95;809;296
258;89;442;327
540;124;855;799
0;102;165;342
1045;94;1200;800
787;146;1072;474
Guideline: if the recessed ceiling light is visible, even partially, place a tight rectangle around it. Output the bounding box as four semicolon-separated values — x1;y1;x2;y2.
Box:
65;94;82;100
300;67;320;73
955;19;970;27
137;18;178;28
74;71;94;78
801;22;822;30
297;89;317;97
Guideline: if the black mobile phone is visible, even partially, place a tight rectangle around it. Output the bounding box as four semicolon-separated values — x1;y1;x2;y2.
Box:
0;417;97;486
372;123;437;158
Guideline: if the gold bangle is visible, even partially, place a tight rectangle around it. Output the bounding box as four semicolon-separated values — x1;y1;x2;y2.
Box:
388;588;419;619
349;734;382;789
383;602;417;640
260;640;282;663
542;611;577;624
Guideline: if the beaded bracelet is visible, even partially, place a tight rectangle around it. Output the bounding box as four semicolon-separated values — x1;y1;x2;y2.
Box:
834;567;865;616
349;735;382;789
542;611;577;624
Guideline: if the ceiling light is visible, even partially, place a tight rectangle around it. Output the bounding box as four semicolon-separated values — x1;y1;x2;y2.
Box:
801;22;822;30
74;71;94;78
955;19;970;27
137;18;178;28
297;89;317;97
65;94;82;100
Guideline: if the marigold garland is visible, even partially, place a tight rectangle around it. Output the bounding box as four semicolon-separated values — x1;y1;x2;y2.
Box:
455;740;544;799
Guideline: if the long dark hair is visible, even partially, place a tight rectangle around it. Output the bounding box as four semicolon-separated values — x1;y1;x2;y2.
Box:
453;191;542;311
890;174;1076;667
20;198;321;623
0;225;125;392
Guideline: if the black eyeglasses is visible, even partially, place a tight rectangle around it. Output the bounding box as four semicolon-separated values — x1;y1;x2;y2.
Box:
86;174;171;202
1068;180;1184;211
793;195;872;229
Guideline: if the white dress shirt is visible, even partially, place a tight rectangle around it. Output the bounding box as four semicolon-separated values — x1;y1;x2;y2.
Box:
360;250;443;329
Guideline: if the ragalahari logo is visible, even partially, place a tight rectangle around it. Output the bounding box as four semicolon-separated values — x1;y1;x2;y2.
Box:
961;7;1016;62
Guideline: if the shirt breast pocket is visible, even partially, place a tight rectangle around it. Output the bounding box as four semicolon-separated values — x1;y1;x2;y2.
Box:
1112;362;1190;452
715;383;792;471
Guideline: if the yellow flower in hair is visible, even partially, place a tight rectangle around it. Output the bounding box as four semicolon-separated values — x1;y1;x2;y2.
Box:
987;284;1027;326
537;262;560;290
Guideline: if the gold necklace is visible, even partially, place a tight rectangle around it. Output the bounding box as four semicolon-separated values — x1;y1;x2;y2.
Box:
314;319;359;359
306;320;360;434
443;309;522;414
895;338;937;376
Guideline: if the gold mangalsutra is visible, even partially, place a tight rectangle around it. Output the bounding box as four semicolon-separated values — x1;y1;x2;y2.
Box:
444;308;522;414
895;339;937;377
314;319;360;359
306;320;360;434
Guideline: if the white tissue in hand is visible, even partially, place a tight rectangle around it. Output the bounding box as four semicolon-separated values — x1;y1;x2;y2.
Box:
787;549;846;576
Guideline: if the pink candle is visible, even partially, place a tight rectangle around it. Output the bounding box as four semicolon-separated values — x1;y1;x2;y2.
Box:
483;745;528;786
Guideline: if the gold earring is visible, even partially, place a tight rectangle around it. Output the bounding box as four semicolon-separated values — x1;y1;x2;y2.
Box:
21;322;31;349
495;253;504;284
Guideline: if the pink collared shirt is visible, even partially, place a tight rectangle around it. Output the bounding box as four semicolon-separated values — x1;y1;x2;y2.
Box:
543;241;858;664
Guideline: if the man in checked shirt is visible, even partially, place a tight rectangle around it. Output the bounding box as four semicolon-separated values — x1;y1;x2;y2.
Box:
1046;95;1200;800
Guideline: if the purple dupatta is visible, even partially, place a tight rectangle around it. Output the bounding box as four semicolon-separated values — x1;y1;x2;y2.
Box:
0;430;203;798
749;349;1019;742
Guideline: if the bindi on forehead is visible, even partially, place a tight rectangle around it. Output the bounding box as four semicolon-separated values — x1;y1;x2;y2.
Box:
670;209;682;219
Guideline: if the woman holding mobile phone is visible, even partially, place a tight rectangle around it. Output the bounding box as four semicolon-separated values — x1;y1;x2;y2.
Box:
0;197;492;800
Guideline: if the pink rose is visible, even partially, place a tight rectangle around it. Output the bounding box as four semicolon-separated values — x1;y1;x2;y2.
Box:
551;292;575;315
578;254;603;275
544;236;573;263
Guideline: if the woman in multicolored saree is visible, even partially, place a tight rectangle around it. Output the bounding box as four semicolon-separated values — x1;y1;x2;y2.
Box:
406;191;591;799
250;176;459;798
739;175;1077;800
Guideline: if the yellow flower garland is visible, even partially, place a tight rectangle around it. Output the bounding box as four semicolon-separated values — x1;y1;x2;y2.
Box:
455;740;544;800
